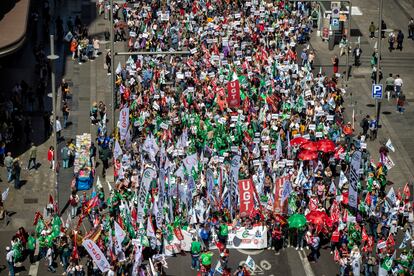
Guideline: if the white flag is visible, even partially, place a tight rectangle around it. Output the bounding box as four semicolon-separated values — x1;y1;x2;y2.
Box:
386;139;395;152
82;239;110;273
2;188;9;201
115;62;122;74
183;153;198;172
281;180;292;203
96;177;103;190
114;140;122;160
114;221;126;243
386;187;397;206
107;181;113;192
275;135;282;161
245;255;256;271
339;170;348;189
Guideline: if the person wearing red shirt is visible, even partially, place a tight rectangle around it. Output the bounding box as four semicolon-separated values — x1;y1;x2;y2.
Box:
47;146;54;170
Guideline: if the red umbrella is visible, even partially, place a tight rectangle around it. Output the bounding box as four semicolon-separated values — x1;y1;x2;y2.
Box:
298;150;318;161
290;137;308;147
317;139;336;153
300;141;318;151
306;210;329;226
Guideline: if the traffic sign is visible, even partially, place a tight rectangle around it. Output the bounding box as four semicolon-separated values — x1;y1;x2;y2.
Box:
331;2;340;18
372;84;383;99
331;18;340;30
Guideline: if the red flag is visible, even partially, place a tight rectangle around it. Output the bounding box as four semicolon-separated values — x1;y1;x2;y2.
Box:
397;188;402;201
334;248;340;262
239;179;255;216
362;227;368;242
330;200;340;223
273;176;290;213
76;215;83;230
131;206;137;229
365;193;372;206
83;196;99;216
71;232;79;260
342;209;348;223
226;80;241;108
386;234;395;248
33;212;42;226
117;215;124;230
403;183;411;201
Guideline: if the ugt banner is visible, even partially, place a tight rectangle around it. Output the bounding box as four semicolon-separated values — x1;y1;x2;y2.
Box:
227;80;241;108
119;106;129;140
238;179;255;216
274;176;290;214
82;239;110;273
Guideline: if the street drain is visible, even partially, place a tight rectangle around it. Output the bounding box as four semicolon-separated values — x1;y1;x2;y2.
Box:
382;111;391;115
24;198;38;204
366;104;375;107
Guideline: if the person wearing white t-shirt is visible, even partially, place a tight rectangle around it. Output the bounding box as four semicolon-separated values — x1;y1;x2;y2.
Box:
6;247;14;276
394;75;403;96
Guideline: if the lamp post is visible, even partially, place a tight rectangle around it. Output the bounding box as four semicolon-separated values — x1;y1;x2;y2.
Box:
375;0;383;128
47;34;59;204
110;0;116;132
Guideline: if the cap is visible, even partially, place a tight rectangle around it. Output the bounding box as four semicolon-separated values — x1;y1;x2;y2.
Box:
6;246;10;251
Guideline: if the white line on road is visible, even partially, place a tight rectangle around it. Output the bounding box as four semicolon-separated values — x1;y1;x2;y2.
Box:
298;250;315;276
235;248;264;255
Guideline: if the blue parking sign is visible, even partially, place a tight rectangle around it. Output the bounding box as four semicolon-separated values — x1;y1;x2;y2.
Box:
372;84;383;99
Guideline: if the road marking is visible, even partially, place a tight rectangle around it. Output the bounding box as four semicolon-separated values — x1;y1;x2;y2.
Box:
298;250;315;276
235;248;264;255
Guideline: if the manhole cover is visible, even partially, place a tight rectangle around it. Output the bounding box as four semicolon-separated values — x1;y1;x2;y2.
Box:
24;198;38;204
366;104;375;107
382;111;391;115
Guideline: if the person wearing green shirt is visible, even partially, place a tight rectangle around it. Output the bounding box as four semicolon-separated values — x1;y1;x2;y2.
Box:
27;233;36;264
190;238;201;270
200;249;213;274
218;221;229;245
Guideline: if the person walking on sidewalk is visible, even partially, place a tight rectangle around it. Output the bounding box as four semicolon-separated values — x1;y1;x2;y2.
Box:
332;55;339;74
105;50;112;75
4;152;13;182
396;30;404;51
385;73;395;99
47;146;54;169
27;143;37;171
352;44;362;66
408;18;414;40
388;32;395;52
6;246;15;276
369;22;376;39
12;159;21;189
98;144;111;177
394;75;403;97
61;142;70;169
62;101;70;128
397;92;406;114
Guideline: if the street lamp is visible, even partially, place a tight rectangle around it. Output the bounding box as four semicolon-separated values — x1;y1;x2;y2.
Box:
47;34;59;205
375;0;383;128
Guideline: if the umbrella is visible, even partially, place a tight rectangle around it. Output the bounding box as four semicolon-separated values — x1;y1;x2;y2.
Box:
300;141;318;151
306;210;329;226
290;137;308;147
298;150;318;161
317;139;336;153
273;213;287;225
288;214;307;228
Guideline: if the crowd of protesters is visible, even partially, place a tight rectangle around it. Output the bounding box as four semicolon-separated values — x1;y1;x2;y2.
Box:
2;1;414;276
